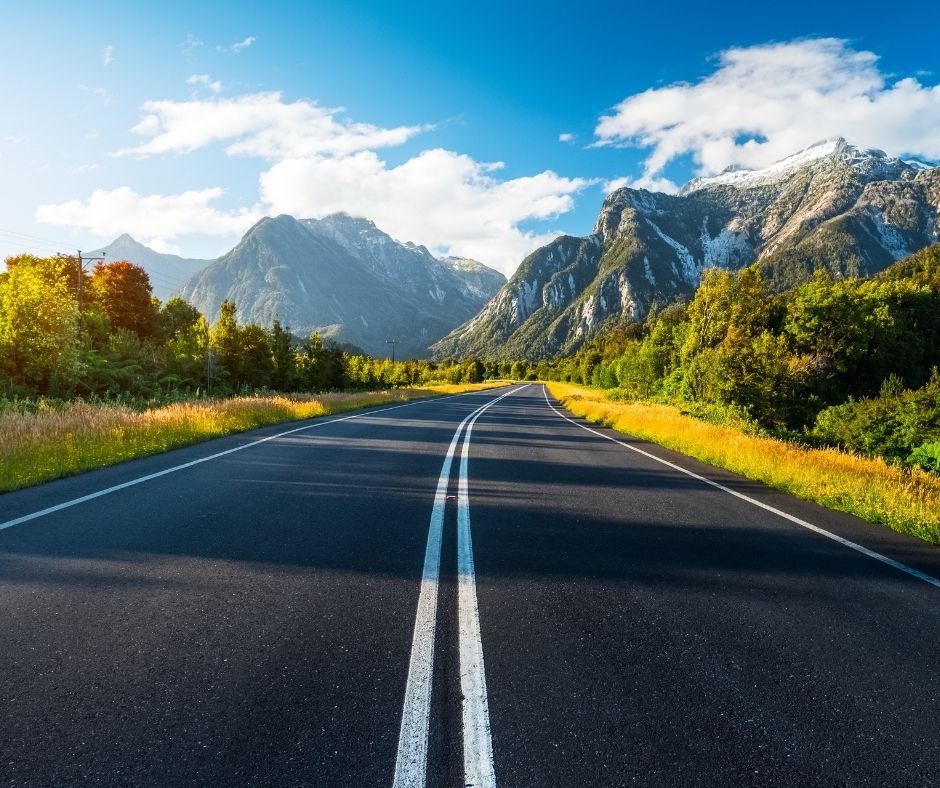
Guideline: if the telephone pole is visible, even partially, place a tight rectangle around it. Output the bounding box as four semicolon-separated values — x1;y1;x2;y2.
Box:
58;249;105;312
386;339;399;363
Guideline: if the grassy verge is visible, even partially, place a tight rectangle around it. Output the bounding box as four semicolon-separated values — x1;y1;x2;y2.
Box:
0;383;503;493
546;382;940;545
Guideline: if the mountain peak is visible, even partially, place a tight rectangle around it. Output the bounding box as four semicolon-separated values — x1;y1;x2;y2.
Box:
110;232;143;247
677;138;917;195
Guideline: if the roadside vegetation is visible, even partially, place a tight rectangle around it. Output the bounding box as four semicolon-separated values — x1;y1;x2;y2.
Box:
547;382;940;544
540;244;940;476
0;384;499;493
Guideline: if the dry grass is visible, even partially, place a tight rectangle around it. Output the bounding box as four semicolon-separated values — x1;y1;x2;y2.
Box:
547;382;940;544
0;383;502;493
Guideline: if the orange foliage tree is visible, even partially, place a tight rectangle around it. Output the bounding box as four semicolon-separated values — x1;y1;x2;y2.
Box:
89;260;159;337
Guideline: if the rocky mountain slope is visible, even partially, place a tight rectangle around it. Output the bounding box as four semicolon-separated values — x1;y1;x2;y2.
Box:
432;139;940;360
178;213;505;358
89;234;210;301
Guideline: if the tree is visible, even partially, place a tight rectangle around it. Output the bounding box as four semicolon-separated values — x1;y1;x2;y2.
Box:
209;299;240;390
237;323;274;389
0;256;81;392
269;319;297;391
160;297;201;340
89;260;159;337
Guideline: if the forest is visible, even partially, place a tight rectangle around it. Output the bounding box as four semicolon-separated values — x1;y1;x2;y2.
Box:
3;245;939;476
0;254;496;401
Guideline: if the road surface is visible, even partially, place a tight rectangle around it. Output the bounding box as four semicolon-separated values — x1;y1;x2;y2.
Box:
0;384;938;786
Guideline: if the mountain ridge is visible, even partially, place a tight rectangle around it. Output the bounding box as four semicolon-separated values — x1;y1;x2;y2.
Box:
176;213;505;358
432;139;940;360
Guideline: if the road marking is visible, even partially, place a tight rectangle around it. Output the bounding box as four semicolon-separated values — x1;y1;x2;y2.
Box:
394;384;525;788
542;386;940;590
0;388;507;533
457;406;499;788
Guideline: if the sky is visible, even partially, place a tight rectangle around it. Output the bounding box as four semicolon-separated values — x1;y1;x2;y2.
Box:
1;0;939;280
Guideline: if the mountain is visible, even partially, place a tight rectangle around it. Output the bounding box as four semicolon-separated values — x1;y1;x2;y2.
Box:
432;139;940;360
179;213;505;358
88;234;210;301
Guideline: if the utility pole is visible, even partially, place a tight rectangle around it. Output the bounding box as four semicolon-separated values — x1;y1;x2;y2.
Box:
58;249;105;312
207;346;213;397
386;338;398;364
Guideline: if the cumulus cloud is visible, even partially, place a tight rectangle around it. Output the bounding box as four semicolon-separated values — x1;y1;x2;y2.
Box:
116;91;430;159
36;187;263;252
558;132;575;144
103;45;113;66
46;82;590;272
260;148;590;274
595;38;940;188
186;73;223;94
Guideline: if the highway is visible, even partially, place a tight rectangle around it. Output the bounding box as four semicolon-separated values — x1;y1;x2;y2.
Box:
0;384;938;786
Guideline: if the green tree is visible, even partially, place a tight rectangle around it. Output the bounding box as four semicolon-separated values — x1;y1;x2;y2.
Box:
0;256;81;393
208;299;241;392
269;319;297;390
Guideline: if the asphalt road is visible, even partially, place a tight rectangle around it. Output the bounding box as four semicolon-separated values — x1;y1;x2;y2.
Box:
1;384;938;786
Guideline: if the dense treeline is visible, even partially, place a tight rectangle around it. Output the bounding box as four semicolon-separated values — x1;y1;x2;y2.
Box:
5;247;939;472
0;254;494;401
540;244;940;472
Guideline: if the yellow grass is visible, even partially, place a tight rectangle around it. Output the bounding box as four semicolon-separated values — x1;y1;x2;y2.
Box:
546;382;940;544
0;383;503;493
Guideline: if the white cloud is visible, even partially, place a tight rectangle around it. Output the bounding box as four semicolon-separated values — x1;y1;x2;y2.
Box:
186;73;223;94
260;148;591;274
116;91;430;159
36;187;263;250
229;36;256;53
559;132;575;144
603;175;679;195
103;45;113;66
70;164;100;174
595;38;940;184
52;85;591;273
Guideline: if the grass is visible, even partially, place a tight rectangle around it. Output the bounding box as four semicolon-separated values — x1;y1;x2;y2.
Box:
0;383;502;493
546;382;940;545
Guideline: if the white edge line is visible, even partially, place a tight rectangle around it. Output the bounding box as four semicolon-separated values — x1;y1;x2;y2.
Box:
393;385;522;788
0;387;510;533
542;386;940;590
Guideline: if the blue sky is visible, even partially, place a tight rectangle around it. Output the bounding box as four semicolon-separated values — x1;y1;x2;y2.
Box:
1;0;939;277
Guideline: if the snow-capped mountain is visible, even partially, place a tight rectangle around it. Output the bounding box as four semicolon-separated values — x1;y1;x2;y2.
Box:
432;139;940;360
177;213;505;358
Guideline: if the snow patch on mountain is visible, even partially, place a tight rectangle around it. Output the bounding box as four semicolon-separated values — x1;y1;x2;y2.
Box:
647;219;699;284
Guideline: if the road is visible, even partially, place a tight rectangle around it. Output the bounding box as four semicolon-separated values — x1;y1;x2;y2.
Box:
0;384;938;786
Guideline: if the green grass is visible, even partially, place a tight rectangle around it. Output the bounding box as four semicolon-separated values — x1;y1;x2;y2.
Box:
0;383;502;493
